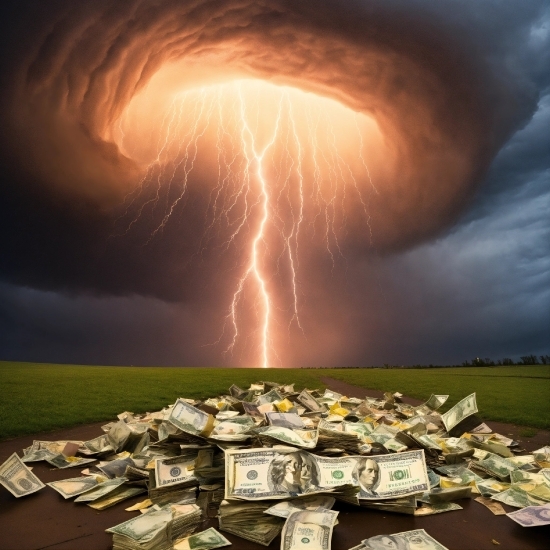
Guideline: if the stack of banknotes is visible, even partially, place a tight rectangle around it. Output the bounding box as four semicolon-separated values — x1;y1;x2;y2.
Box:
1;380;550;550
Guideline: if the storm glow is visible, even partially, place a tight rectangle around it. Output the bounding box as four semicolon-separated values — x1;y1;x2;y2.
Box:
114;80;382;367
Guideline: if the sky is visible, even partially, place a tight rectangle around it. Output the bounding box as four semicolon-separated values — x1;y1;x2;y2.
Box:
0;0;548;368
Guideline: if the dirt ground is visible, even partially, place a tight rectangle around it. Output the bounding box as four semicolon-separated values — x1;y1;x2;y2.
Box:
0;377;548;550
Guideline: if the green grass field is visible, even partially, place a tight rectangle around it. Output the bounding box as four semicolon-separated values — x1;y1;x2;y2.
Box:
0;362;548;440
326;366;550;430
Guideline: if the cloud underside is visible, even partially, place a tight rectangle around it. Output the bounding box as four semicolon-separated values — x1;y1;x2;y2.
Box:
0;0;547;366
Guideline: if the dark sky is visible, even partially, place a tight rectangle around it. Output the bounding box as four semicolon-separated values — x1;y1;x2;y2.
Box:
0;0;548;367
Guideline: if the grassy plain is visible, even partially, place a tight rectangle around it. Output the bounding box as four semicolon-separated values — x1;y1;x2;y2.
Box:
0;362;548;440
326;366;550;430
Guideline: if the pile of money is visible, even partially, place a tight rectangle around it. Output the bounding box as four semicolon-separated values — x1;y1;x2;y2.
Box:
107;503;202;550
218;500;286;546
1;380;548;550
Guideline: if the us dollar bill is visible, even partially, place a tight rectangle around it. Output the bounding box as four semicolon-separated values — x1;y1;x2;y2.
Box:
265;412;305;430
155;456;197;488
168;399;215;437
441;393;478;432
394;529;449;550
47;476;100;498
74;476;128;502
254;426;318;449
225;448;428;501
425;394;449;410
297;390;326;413
476;452;517;480
173;527;231;550
264;495;336;518
281;509;338;550
507;503;550;527
0;453;45;497
106;504;173;540
491;487;546;508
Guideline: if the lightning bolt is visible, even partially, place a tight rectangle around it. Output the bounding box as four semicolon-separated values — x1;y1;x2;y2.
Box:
114;80;375;368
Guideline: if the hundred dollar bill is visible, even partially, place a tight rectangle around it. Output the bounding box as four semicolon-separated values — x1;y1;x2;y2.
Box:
507;503;550;527
45;453;96;469
296;390;326;413
88;485;146;510
21;449;56;463
173;527;231;550
106;504;173;543
81;434;114;455
257;389;284;405
264;495;336;518
476;452;517;480
491;487;546;508
225;448;428;501
0;453;45;498
425;394;449;411
255;426;318;449
394;529;449;550
414;502;462;516
155;456;197;488
47;476;100;498
74;476;128;502
266;412;305;430
168;399;215;437
353;451;429;500
281;509;339;550
441;393;478;432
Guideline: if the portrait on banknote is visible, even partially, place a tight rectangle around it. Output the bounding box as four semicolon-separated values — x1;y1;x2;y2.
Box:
353;457;380;497
364;534;409;550
268;451;320;495
402;531;445;550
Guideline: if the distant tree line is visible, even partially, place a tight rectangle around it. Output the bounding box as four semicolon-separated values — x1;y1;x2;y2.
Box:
461;355;550;366
300;355;550;369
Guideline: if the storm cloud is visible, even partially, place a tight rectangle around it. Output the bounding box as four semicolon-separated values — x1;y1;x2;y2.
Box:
0;0;548;366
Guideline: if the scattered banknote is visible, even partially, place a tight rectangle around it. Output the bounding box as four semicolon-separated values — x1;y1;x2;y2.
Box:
474;496;506;515
0;453;45;497
264;495;336;518
475;453;517;481
266;412;305;429
281;508;339;550
47;476;100;498
173;527;231;550
74;477;128;502
254;426;319;449
297;390;326;413
491;487;547;508
395;529;449;550
45;453;96;469
507;503;550;527
414;502;462;516
441;393;478;432
88;485;147;510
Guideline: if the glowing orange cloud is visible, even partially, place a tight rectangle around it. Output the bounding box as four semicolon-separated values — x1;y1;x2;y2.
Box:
113;80;384;367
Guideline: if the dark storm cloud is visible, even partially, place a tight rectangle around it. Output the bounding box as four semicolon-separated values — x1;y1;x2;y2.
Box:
0;0;548;366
